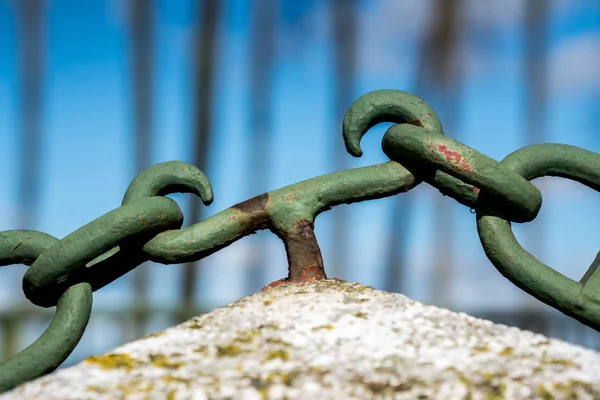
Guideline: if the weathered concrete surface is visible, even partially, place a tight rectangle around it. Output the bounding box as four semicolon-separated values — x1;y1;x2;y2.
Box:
3;280;600;399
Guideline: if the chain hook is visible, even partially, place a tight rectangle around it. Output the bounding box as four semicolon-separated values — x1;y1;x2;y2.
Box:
342;89;443;158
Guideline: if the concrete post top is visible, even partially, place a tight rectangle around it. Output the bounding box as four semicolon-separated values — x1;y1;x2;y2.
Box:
4;280;600;399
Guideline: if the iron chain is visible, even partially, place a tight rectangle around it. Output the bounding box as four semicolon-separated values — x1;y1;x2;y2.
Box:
0;89;598;392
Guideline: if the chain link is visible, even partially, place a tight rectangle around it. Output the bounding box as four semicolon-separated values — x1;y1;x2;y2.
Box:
476;143;600;330
0;89;598;391
0;231;92;392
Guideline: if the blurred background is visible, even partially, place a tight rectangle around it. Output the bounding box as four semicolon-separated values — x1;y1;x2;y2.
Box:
0;0;599;367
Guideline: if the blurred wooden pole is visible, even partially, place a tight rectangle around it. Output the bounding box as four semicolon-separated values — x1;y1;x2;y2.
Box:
330;0;357;279
184;0;221;318
522;0;549;328
130;0;154;337
246;0;277;293
524;0;548;146
427;0;461;308
384;0;461;304
17;0;44;229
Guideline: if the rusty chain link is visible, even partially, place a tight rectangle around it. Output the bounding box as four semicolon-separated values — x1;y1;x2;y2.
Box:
0;89;598;391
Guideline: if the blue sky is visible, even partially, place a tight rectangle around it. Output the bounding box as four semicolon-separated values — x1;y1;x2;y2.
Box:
0;0;599;324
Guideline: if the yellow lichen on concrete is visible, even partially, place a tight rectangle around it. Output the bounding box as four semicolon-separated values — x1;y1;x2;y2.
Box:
264;337;291;346
149;354;185;369
187;320;204;330
264;349;290;362
498;347;514;356
473;344;490;353
162;375;192;385
86;385;109;394
194;345;208;354
312;324;334;331
84;353;138;371
5;279;600;400
141;331;165;340
537;383;553;400
234;329;261;344
216;344;245;357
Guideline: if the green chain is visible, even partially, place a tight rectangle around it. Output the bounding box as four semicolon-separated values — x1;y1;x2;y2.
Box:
0;89;598;392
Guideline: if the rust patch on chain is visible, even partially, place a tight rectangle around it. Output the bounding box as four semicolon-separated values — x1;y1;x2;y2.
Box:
285;219;326;282
265;219;327;289
433;143;474;173
232;192;269;214
410;119;425;128
265;276;342;289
